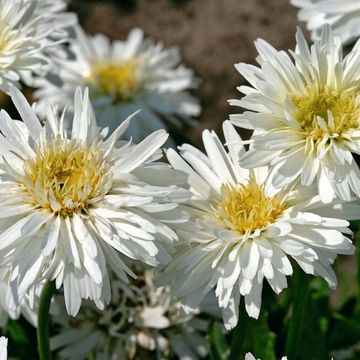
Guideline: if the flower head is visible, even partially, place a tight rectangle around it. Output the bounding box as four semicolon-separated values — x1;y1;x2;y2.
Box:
35;26;200;143
230;26;360;203
160;121;356;329
0;86;188;316
51;266;210;360
0;0;76;92
291;0;360;45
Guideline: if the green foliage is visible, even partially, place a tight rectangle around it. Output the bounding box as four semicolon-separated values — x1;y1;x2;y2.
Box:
297;281;329;360
209;321;230;360
6;318;37;360
329;313;360;349
7;319;28;345
250;313;276;360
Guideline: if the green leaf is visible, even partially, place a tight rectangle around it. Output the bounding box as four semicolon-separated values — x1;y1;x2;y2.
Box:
7;319;29;344
352;221;360;317
250;312;276;360
228;306;275;360
283;273;329;360
209;320;230;360
329;313;360;349
297;294;329;360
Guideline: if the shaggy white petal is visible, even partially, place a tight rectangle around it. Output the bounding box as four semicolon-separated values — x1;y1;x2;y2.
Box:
291;0;360;45
0;337;7;360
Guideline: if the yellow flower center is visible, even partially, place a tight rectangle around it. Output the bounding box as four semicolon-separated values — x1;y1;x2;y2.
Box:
216;178;286;234
23;137;110;216
292;87;360;141
89;61;140;102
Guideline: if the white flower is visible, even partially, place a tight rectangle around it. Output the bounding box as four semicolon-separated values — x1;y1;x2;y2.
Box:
230;26;360;203
291;0;360;45
34;26;200;144
0;0;76;92
0;337;7;360
245;353;287;360
51;266;211;360
160;120;356;330
0;86;189;316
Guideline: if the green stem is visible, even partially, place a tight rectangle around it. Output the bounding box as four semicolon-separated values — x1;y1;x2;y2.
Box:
354;227;360;317
229;303;248;360
37;280;56;360
285;269;311;360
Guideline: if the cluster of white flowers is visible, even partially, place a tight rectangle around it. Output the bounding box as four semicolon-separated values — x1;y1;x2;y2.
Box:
0;0;359;359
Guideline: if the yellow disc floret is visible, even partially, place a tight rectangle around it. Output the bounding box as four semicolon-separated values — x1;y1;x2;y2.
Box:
292;87;360;141
216;177;286;234
89;61;140;102
23;136;110;216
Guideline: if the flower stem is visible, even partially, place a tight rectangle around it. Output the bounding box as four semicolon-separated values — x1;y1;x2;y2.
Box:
37;280;56;360
285;269;311;360
229;303;248;360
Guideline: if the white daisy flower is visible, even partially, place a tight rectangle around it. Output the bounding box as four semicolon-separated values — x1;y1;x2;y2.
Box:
0;337;7;360
160;120;356;330
34;26;200;144
291;0;360;45
51;266;211;360
0;0;76;92
0;86;189;316
230;26;360;203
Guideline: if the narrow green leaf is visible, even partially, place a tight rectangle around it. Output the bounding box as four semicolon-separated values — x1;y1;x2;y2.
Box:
329;313;360;349
250;312;276;360
7;319;28;344
209;320;230;360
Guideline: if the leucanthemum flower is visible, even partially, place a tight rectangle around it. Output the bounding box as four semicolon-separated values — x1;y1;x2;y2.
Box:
0;337;7;360
51;266;211;360
291;0;360;45
35;26;200;144
0;86;189;316
0;0;76;92
230;26;360;203
160;120;356;330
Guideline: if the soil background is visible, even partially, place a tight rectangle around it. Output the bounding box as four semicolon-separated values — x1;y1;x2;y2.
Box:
70;0;302;146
